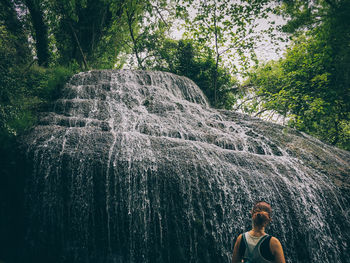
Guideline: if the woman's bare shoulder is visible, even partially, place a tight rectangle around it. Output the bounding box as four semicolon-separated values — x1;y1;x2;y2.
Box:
270;236;282;246
269;236;283;253
269;236;286;263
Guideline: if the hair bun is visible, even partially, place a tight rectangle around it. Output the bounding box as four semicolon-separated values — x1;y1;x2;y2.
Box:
252;202;272;227
253;211;270;227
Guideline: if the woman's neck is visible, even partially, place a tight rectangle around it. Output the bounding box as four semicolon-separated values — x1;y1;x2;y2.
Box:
249;226;266;237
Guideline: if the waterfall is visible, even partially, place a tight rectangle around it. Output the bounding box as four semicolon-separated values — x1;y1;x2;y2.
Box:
21;70;350;263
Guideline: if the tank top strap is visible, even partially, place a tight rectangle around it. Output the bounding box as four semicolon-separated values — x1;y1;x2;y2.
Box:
242;232;253;257
253;234;269;252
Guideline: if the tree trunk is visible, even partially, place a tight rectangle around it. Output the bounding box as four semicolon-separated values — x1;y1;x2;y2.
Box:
68;22;89;70
213;3;219;106
25;0;49;66
126;9;144;70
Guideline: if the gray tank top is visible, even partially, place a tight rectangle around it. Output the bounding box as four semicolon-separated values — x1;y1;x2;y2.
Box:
242;232;272;263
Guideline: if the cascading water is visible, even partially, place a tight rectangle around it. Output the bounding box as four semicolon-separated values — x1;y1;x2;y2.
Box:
21;70;350;263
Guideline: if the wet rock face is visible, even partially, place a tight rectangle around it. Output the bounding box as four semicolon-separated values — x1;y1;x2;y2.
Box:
22;70;350;263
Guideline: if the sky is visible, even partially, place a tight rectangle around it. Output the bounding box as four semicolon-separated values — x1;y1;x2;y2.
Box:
169;2;288;68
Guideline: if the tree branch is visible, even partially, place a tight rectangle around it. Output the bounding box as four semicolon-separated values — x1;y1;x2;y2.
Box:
232;94;263;111
126;9;144;69
68;22;89;70
150;4;168;27
254;108;270;117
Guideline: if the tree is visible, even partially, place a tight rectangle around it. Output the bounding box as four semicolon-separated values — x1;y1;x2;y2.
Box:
278;0;350;116
235;0;350;150
148;38;238;109
48;0;123;69
25;0;50;66
176;0;271;106
245;19;349;149
0;0;31;64
116;0;176;69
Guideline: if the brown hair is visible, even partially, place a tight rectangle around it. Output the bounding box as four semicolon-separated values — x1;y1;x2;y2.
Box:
252;201;272;227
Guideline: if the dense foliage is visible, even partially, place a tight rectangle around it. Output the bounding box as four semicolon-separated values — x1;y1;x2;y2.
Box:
0;0;349;150
0;0;252;139
147;38;238;109
243;0;350;150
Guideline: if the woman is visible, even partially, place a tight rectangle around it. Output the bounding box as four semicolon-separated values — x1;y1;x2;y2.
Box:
231;201;285;263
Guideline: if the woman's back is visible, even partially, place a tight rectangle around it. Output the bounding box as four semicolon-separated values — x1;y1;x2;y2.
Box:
241;232;273;263
231;201;286;263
